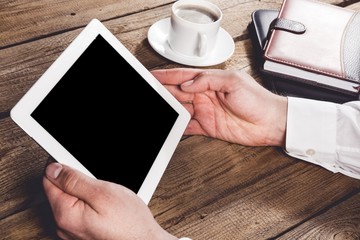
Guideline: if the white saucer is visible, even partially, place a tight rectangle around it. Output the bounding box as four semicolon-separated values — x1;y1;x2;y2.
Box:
148;18;235;67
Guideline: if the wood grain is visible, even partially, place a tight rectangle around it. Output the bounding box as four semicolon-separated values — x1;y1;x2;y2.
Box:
1;0;360;239
151;136;360;239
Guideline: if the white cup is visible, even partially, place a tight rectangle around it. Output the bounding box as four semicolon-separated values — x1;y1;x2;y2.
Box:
168;0;223;58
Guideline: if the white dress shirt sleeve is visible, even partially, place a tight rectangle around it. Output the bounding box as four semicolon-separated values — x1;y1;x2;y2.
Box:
285;97;360;179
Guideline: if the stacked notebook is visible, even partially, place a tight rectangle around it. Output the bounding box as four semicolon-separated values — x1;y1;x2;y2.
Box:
248;0;360;103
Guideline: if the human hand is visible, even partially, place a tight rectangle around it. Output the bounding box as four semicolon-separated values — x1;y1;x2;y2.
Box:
152;68;287;147
43;162;177;240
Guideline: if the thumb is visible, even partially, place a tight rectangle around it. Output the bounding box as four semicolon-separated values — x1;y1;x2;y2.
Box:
45;162;97;203
180;70;237;94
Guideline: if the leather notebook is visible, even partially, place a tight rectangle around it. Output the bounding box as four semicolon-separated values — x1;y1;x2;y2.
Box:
263;0;360;100
248;2;360;103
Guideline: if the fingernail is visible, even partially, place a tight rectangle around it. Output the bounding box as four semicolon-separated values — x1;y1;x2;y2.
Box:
46;163;63;179
181;80;194;87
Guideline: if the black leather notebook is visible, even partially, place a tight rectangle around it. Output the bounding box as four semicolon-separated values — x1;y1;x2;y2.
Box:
248;9;359;103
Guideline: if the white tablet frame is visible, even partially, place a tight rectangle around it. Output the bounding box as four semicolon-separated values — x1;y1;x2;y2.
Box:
10;18;190;205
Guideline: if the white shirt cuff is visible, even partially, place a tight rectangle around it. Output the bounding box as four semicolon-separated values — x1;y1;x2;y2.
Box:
285;97;338;172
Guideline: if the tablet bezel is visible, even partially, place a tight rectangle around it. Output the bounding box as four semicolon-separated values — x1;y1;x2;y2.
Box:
10;18;190;205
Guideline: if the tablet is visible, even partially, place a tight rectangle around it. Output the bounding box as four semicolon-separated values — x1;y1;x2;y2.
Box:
10;18;190;205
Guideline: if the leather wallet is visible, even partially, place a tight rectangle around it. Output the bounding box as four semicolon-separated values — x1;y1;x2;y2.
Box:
248;7;360;103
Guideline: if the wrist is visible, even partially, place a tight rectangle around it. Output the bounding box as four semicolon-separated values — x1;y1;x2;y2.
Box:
265;95;288;147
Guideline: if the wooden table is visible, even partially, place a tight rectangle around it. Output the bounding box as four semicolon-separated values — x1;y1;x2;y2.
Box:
1;0;360;239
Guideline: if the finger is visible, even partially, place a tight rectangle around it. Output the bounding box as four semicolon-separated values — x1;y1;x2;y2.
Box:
163;84;195;103
43;175;64;204
184;119;207;136
44;163;100;204
43;176;83;231
182;103;194;117
180;70;251;94
177;104;206;136
43;173;80;208
151;68;205;85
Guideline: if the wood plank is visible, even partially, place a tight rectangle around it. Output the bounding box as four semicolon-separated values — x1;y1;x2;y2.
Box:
0;0;174;48
0;118;49;219
0;201;57;240
150;136;360;239
0;0;346;49
277;191;360;239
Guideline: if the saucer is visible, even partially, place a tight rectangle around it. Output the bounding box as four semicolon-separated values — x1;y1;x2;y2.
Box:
148;18;235;67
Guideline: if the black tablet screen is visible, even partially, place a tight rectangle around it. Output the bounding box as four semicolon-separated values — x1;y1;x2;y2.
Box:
31;35;179;192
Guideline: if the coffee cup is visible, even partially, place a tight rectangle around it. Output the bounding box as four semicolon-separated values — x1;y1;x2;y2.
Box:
168;0;223;58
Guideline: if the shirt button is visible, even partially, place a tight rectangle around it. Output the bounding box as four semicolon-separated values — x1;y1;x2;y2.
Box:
306;149;316;156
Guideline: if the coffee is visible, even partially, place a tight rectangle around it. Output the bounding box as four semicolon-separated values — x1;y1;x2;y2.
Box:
169;0;223;58
176;7;218;24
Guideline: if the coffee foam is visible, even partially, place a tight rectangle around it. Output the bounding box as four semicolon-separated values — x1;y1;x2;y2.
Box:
175;7;218;24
